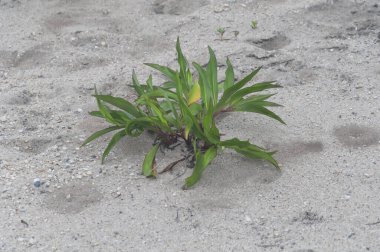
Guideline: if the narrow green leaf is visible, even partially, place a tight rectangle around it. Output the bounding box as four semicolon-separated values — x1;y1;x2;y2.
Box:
162;81;176;89
221;138;279;168
144;63;176;82
163;93;180;128
125;117;155;136
224;58;234;91
132;70;144;96
234;104;286;124
144;97;169;129
203;98;220;144
221;138;265;152
235;148;279;169
238;100;283;107
193;62;211;109
184;146;217;189
94;95;141;118
217;67;261;111
229;82;281;104
109;110;132;125
81;126;123;147
101;129;127;164
140;87;178;101
174;72;210;141
176;37;190;92
142;144;160;177
89;111;104;118
207;46;218;105
242;94;276;103
93;86;116;124
146;74;153;91
189;103;202;117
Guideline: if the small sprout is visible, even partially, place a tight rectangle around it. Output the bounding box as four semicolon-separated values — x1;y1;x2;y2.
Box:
217;27;226;40
233;30;239;39
251;20;258;29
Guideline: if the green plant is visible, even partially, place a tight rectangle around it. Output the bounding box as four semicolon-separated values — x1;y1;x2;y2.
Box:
82;38;285;189
217;27;226;40
251;20;258;29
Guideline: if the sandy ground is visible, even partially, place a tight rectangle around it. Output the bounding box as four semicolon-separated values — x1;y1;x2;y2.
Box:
0;0;380;251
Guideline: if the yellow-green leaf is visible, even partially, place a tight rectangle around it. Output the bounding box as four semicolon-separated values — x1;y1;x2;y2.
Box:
142;144;160;177
187;80;201;105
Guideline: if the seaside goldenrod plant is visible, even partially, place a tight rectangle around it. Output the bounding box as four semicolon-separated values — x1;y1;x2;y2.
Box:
82;38;284;189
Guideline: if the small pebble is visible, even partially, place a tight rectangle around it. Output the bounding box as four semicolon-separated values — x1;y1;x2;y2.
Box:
33;178;41;188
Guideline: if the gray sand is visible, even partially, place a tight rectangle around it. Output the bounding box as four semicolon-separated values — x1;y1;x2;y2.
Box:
0;0;379;251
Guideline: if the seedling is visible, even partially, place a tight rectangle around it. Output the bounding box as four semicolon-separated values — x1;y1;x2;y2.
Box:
82;38;285;189
251;20;258;29
233;30;239;39
217;27;226;40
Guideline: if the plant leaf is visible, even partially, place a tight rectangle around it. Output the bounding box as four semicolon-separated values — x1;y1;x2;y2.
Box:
101;129;127;164
144;63;176;82
233;104;285;124
193;62;211;109
162;81;176;89
187;80;201;105
81;126;123;147
224;58;234;91
217;67;261;111
143;97;170;129
229;82;281;105
146;74;154;91
235;148;279;168
125;117;155;136
94;87;116;124
176;37;190;92
142;144;160;177
140;88;178;101
89;111;104;118
203;98;220;144
183;146;217;189
242;94;276;103
163;93;181;128
176;74;207;140
207;46;218;105
132;70;144;96
221;138;279;168
94;95;142;118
